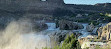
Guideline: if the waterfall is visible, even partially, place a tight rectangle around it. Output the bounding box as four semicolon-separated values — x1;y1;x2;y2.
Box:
0;34;51;49
82;24;88;30
78;23;90;39
0;21;51;49
45;23;57;30
92;27;98;33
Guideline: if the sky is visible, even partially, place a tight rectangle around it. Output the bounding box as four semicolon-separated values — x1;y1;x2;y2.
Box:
64;0;111;5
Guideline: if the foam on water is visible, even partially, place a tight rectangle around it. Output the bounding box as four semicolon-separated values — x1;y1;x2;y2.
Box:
77;23;91;39
45;23;58;30
0;20;106;49
2;34;51;49
0;21;51;49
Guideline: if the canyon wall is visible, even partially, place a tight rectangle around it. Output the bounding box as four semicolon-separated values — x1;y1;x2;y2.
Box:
0;0;111;16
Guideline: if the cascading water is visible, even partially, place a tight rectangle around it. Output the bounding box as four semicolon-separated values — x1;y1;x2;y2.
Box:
0;20;104;49
1;34;51;49
92;27;98;33
44;23;59;35
77;23;91;39
0;20;51;49
45;23;57;30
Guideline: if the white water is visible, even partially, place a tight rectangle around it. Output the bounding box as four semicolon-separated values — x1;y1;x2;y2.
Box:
92;27;98;33
78;23;105;39
0;21;104;49
0;21;51;49
78;23;91;39
1;34;51;49
45;23;59;30
45;23;93;39
45;23;92;39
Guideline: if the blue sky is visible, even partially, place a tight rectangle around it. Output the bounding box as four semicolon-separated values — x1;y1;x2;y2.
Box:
64;0;111;5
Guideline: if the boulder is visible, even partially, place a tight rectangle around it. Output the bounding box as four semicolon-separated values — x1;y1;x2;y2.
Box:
50;30;72;44
51;30;79;45
86;23;95;32
54;31;67;43
77;23;84;29
57;20;84;30
33;21;48;31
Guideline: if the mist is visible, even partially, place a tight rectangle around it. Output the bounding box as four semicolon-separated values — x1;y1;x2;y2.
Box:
0;19;51;49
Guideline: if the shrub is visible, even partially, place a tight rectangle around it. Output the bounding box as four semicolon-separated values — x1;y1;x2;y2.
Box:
44;33;81;49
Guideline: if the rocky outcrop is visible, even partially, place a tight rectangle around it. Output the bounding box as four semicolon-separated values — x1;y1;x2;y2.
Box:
0;0;111;16
56;20;84;30
33;20;48;31
95;3;111;7
98;27;103;38
98;22;111;40
50;30;77;44
86;23;95;32
0;0;65;14
50;31;68;44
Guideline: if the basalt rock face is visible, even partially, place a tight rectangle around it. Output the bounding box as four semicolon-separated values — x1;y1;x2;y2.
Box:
0;0;65;14
56;20;84;30
0;10;22;30
50;30;68;44
33;20;48;31
98;23;111;40
50;30;77;44
0;0;111;16
95;3;111;8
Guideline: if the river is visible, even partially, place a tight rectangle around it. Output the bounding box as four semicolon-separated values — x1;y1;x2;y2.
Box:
0;21;106;49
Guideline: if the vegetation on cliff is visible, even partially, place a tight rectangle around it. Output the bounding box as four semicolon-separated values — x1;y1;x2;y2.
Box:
44;33;81;49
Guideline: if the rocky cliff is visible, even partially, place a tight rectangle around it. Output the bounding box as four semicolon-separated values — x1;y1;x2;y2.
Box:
0;0;65;14
95;3;111;7
0;0;111;26
0;0;111;15
98;23;111;41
